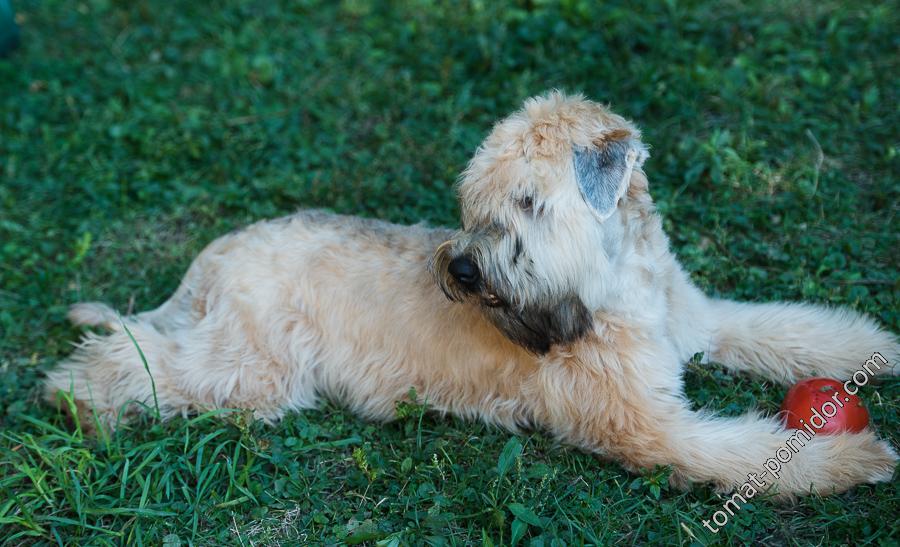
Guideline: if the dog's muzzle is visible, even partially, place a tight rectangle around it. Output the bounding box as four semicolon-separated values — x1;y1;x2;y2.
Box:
445;254;505;307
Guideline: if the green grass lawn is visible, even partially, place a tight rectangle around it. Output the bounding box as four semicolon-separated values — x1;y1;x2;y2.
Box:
1;0;898;544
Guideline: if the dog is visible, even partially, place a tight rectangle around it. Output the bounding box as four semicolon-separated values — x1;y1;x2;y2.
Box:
46;91;898;499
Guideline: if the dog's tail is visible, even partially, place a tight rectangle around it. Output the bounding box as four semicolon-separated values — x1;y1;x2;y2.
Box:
67;302;121;330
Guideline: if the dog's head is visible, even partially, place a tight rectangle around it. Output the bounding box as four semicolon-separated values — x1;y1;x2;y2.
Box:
431;91;650;355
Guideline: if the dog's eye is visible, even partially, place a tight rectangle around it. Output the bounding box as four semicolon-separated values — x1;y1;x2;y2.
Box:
517;196;534;213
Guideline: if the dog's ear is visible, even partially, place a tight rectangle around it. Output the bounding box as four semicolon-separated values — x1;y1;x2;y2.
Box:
573;130;648;220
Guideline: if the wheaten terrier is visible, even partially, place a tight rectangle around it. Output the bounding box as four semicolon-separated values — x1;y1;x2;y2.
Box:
47;91;898;498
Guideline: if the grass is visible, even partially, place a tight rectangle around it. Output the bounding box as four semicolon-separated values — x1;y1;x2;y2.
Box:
0;0;898;544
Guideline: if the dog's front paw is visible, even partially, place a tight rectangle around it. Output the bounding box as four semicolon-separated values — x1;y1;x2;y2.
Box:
881;345;900;376
858;438;898;484
750;430;897;500
809;432;898;493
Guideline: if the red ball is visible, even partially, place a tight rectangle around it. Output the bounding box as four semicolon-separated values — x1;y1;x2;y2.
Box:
780;377;869;434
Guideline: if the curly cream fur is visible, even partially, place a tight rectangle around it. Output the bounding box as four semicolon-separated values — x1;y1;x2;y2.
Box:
46;91;898;499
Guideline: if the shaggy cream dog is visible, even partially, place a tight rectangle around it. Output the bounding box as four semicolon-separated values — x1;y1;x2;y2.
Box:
47;92;898;498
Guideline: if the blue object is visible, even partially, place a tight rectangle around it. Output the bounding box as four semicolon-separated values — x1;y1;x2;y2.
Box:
0;0;20;57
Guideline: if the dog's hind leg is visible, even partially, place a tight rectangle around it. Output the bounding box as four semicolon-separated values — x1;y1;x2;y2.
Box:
702;298;899;383
57;288;201;430
45;319;191;430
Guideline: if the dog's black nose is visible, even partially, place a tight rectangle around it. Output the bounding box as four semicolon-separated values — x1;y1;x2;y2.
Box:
448;256;480;289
